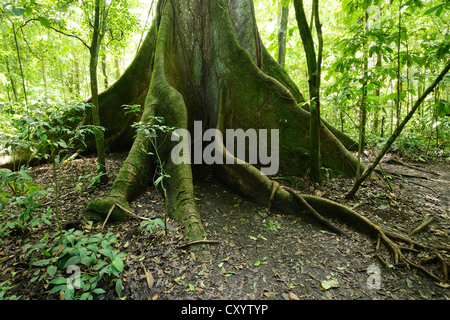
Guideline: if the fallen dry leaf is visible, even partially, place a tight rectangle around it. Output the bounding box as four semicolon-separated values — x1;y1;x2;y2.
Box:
141;263;154;290
289;292;299;300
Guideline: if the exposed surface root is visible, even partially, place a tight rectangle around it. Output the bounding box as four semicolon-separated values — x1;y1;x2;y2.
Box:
212;146;449;284
381;229;450;283
293;194;449;284
86;195;134;222
282;185;348;237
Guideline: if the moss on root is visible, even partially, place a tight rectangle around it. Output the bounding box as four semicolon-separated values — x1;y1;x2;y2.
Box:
85;196;134;222
85;0;363;248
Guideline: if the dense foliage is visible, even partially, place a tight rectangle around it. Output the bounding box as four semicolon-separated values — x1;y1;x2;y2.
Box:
1;0;448;161
255;0;449;158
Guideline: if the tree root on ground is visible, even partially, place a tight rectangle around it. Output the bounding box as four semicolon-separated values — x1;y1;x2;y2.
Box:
213;142;449;284
284;186;449;284
282;185;349;237
288;187;449;283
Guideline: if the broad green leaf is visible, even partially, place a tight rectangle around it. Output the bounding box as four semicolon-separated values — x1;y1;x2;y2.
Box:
38;16;51;28
153;218;165;228
423;4;442;16
115;279;123;296
11;7;26;16
33;259;51;267
80;292;93;300
64;287;75;300
50;277;68;285
58;140;68;149
99;248;113;259
93;260;108;270
112;256;124;272
93;288;106;294
49;284;67;294
80;256;92;266
47;265;57;277
63;255;81;269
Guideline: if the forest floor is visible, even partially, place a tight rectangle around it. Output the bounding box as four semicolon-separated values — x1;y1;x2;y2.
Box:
1;151;449;301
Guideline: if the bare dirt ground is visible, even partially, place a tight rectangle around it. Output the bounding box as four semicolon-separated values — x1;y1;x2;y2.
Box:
1;152;449;301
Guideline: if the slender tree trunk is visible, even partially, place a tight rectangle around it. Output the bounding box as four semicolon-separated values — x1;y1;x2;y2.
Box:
357;12;368;179
372;52;381;135
312;0;323;182
347;61;450;198
396;0;402;128
293;0;322;183
4;54;18;102
406;41;410;114
102;52;109;89
12;22;27;104
90;0;108;183
277;1;289;67
390;80;394;134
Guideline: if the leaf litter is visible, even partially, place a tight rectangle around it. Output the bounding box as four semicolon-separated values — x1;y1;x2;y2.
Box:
0;152;449;300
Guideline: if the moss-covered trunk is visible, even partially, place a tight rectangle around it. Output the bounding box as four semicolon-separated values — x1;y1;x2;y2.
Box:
86;0;364;243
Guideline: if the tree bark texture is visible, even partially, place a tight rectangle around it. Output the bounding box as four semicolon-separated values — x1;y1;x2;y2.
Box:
85;0;364;242
277;1;289;67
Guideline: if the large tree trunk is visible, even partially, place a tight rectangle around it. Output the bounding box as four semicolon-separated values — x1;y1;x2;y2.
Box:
91;0;359;172
86;0;363;238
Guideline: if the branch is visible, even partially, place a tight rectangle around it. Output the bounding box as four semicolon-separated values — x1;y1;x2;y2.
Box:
19;27;42;61
346;60;450;198
106;29;124;47
19;18;90;49
50;26;91;49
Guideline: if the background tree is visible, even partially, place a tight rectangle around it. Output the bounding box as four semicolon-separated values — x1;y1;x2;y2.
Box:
277;0;290;67
0;0;141;181
293;0;324;183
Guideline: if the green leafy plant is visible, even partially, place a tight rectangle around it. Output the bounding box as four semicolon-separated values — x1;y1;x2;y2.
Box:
23;228;126;300
0;281;21;300
140;217;165;233
261;219;283;232
0;167;51;240
2;101;104;242
131;116;176;236
123;104;142;115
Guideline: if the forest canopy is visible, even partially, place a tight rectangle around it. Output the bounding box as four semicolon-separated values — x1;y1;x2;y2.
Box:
1;0;448;159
